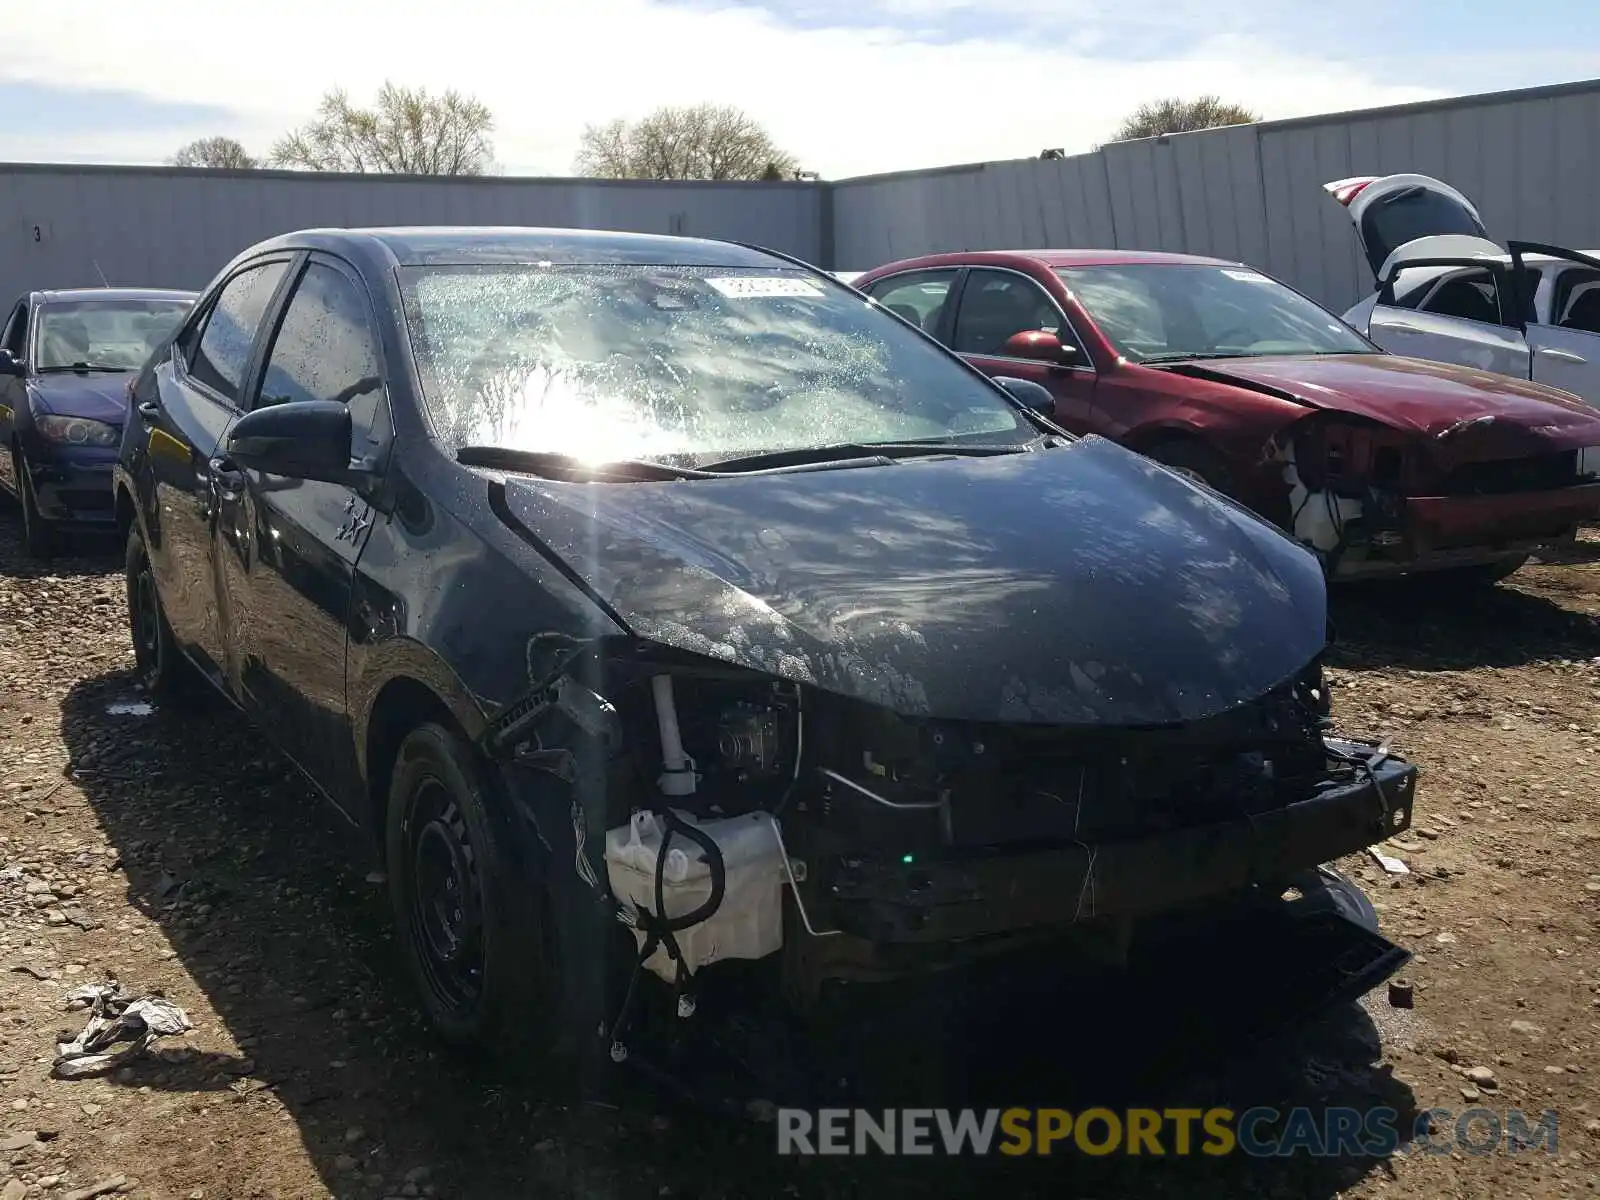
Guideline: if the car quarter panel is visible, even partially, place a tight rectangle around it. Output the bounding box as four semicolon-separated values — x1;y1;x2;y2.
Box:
343;449;629;825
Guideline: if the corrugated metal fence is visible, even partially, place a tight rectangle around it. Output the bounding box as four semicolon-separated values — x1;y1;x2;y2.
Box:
831;78;1600;311
3;78;1599;311
0;165;823;296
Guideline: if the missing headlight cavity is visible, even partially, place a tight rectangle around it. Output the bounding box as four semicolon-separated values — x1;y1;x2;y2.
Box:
1272;414;1415;565
486;644;1414;1104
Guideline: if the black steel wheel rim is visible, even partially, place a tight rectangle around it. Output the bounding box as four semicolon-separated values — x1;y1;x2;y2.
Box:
405;775;486;1014
129;557;161;674
16;455;34;536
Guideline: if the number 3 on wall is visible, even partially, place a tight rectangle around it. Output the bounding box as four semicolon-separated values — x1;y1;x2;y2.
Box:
32;225;40;242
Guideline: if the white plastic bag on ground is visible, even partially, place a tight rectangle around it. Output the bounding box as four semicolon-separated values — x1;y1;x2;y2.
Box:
52;982;194;1079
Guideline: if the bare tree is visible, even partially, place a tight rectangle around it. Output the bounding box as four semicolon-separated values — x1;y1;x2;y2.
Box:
270;83;495;175
574;104;799;181
1111;96;1261;141
170;136;257;169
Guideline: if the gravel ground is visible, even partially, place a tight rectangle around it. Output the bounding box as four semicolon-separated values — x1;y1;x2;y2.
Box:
3;510;1600;1199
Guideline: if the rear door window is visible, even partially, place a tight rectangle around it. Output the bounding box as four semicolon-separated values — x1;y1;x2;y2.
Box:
187;262;289;402
1552;269;1600;333
864;271;957;335
1417;269;1505;326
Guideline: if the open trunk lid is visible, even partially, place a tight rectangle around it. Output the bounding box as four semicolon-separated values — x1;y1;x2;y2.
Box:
1324;173;1495;283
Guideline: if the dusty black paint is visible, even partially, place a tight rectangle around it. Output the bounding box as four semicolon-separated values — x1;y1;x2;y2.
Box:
501;435;1329;726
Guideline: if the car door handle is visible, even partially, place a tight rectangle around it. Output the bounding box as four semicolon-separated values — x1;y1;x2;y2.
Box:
1538;347;1588;364
136;401;160;422
208;456;246;500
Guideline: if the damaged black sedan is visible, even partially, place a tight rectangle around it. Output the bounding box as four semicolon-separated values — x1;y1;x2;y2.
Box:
113;227;1416;1100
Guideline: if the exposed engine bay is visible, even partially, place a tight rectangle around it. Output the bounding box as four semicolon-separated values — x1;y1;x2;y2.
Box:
485;637;1417;1104
1267;411;1597;578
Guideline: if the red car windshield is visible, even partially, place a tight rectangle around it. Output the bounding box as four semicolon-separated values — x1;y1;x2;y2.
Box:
1058;263;1374;363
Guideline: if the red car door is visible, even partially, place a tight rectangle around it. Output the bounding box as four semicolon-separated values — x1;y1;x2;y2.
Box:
946;267;1101;435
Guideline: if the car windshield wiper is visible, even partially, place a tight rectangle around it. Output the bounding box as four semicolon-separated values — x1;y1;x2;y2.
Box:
701;440;1036;475
1140;352;1270;364
455;445;714;481
36;363;129;374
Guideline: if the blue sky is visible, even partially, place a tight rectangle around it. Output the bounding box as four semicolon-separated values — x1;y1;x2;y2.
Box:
1;0;1595;178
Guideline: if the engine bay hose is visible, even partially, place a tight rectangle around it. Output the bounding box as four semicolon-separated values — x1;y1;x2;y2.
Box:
607;806;729;1055
650;805;728;935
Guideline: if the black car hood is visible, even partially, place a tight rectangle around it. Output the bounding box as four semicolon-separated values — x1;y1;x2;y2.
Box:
28;373;131;424
500;436;1328;726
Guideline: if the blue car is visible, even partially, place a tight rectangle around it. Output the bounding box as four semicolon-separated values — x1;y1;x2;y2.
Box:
0;287;196;555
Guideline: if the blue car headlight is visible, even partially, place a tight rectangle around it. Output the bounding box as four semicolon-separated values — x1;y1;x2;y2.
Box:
36;414;119;448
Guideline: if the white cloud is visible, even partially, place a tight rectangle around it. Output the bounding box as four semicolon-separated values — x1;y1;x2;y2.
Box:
2;0;1444;178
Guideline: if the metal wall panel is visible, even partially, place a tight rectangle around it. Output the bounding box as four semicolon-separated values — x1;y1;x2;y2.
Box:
0;165;824;297
831;78;1600;310
4;79;1599;310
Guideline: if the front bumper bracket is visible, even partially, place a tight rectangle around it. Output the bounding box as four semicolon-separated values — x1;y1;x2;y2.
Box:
826;746;1416;943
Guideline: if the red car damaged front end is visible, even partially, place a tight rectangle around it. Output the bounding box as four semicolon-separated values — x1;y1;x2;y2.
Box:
852;250;1600;582
1180;354;1600;580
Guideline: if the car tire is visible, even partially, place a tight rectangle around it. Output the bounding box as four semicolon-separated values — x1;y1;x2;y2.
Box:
386;722;555;1059
1146;439;1234;496
14;448;56;559
124;524;193;699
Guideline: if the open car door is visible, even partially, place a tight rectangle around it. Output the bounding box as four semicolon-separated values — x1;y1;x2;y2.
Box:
1510;241;1600;409
1357;233;1530;378
1324;175;1536;378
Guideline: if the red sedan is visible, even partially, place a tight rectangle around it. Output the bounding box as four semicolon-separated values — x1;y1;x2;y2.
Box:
852;249;1600;583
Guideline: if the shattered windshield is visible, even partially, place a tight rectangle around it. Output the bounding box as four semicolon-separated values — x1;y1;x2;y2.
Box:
398;264;1032;465
1058;263;1373;363
34;299;191;371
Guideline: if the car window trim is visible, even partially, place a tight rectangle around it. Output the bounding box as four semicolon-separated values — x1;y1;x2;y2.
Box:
177;253;302;414
949;265;1095;373
23;299;42;368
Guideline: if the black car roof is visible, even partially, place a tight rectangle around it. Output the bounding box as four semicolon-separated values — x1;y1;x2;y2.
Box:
246;227;790;271
32;287;197;304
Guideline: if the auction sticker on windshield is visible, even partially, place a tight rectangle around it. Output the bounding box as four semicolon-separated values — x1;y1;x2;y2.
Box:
707;276;826;299
1220;269;1273;283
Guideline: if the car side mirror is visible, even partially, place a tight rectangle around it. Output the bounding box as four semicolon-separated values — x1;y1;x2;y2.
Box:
226;399;358;483
0;349;23;377
992;376;1055;415
1002;329;1078;365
